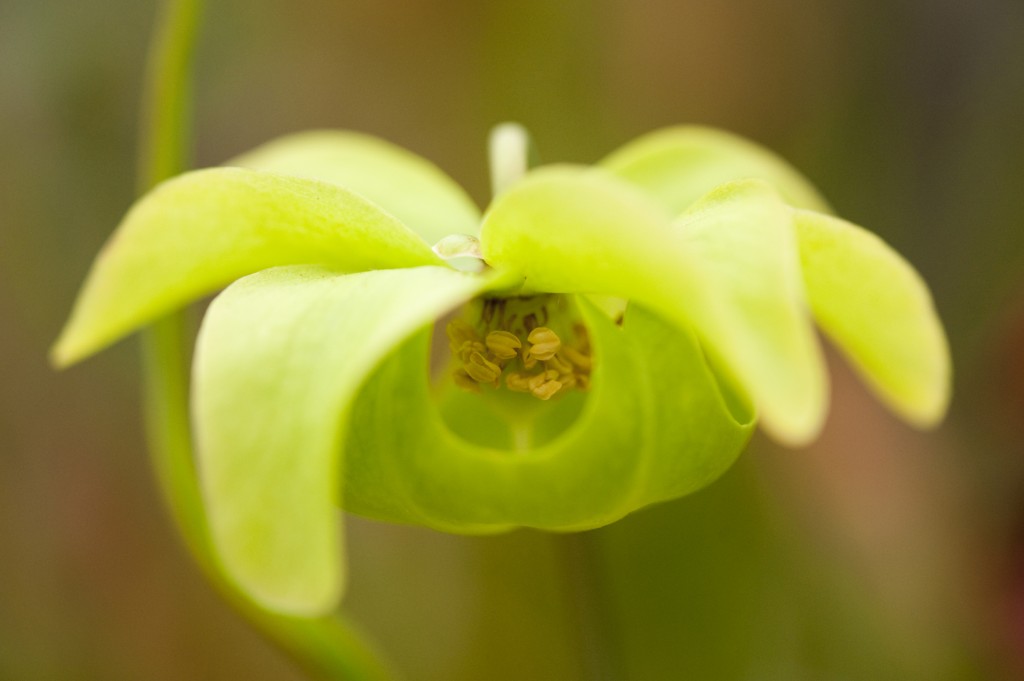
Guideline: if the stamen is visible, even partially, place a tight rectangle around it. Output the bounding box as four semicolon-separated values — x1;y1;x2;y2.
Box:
465;351;502;386
544;353;572;375
456;339;486;363
444;296;594;400
505;372;533;393
527;373;548;391
532;379;562;401
485;330;522;361
526;327;560;360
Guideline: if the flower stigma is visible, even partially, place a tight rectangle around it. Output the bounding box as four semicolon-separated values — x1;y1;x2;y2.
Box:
446;294;593;401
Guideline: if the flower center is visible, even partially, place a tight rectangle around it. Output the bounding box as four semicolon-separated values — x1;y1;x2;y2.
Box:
446;295;592;401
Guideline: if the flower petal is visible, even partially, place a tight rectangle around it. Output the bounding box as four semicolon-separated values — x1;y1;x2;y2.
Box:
193;265;499;615
793;209;951;426
230;130;481;243
342;297;754;531
600;125;831;214
52;167;441;367
480;167;827;445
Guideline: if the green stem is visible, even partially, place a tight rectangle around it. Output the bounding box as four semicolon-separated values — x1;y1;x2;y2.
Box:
136;1;394;678
554;531;624;681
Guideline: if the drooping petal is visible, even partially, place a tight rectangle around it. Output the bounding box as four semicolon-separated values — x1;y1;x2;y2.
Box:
600;126;831;214
229;130;481;243
341;297;754;532
676;182;828;444
480;167;827;445
52;167;441;367
793;209;951;426
193;265;500;615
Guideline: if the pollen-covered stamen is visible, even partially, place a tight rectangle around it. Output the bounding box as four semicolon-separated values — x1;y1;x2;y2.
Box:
465;351;502;386
485;330;521;361
544;353;572;376
532;379;562;401
505;371;533;393
526;327;560;360
445;295;594;399
456;340;486;363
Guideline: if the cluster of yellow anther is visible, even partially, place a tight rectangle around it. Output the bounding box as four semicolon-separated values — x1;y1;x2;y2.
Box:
446;300;593;401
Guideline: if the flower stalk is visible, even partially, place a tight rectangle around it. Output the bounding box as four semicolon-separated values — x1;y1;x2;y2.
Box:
135;1;393;678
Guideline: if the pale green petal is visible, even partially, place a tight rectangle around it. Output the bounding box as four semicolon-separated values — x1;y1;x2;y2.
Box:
193;265;498;615
342;298;754;531
676;182;828;444
794;209;951;426
600;126;831;214
480;167;827;445
52;167;441;367
230;130;481;243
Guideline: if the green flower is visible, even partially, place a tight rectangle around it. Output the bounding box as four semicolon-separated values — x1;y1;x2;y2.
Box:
53;124;950;615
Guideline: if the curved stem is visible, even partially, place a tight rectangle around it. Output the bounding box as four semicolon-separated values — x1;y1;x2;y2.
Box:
136;1;394;679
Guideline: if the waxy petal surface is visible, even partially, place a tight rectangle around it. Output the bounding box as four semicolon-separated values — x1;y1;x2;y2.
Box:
600;126;831;214
794;210;951;426
193;265;498;615
230;130;481;243
53;167;440;366
480;168;826;445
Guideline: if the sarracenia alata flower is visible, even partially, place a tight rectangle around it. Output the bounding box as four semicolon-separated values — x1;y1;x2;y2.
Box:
53;124;951;615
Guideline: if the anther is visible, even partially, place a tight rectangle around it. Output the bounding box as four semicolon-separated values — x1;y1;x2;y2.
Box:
527;373;548;391
457;339;486;362
465;351;502;385
446;297;593;401
532;379;562;401
505;372;533;393
485;330;521;361
527;327;560;360
544;354;572;375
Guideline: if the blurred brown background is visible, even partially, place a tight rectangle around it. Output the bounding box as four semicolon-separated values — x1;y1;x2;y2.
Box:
2;0;1024;678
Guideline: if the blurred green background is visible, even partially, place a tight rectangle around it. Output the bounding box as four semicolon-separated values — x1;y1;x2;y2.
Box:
3;0;1024;678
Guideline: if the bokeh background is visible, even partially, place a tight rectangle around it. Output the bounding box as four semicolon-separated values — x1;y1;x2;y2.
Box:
3;0;1024;678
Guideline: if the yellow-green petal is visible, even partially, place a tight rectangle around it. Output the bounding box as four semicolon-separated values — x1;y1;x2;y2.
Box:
600;125;831;214
480;167;827;445
193;265;498;615
230;130;481;243
793;209;951;426
52;167;440;367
